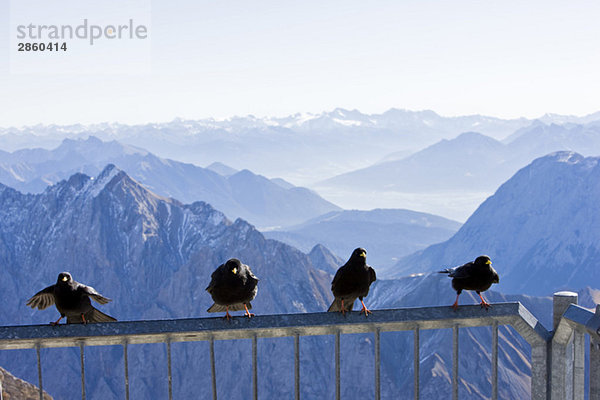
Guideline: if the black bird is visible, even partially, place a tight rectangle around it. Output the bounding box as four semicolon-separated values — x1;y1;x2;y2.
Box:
27;272;117;325
206;258;259;320
439;255;499;310
328;248;376;316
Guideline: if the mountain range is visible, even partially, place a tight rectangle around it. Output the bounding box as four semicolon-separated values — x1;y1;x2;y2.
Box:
0;165;560;399
2;109;600;397
3;109;600;222
0;108;543;184
0;136;340;228
315;121;600;220
0;164;337;399
264;209;461;269
391;151;600;296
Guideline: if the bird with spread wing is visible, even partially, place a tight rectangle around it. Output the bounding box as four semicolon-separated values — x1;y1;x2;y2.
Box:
27;272;117;325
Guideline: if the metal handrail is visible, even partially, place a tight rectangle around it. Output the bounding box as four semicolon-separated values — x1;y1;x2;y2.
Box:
552;303;600;400
0;302;553;400
0;303;546;349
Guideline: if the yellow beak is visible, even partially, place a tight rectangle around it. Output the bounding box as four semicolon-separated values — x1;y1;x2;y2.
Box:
62;276;68;281
486;260;492;265
232;267;237;275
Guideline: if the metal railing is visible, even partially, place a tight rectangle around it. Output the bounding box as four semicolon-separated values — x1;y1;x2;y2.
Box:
0;294;598;400
550;292;600;400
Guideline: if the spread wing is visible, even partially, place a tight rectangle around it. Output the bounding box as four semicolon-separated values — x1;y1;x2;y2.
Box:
80;284;112;305
26;285;56;310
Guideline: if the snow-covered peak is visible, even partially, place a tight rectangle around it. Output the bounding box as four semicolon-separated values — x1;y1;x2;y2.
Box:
540;151;586;165
394;151;600;295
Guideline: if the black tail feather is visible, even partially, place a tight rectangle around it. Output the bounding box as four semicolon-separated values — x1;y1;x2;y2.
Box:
66;308;117;324
327;297;355;312
207;303;249;313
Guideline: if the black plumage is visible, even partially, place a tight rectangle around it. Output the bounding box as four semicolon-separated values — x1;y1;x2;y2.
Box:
206;258;259;320
328;248;376;316
439;255;500;310
26;272;117;325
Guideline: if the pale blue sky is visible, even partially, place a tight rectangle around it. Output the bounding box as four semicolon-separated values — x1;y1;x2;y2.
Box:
1;0;600;126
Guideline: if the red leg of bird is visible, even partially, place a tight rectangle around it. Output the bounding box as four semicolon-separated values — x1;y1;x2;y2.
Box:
451;294;460;311
244;304;255;318
340;299;346;316
81;313;87;324
478;293;491;310
359;299;372;316
224;306;232;321
50;316;63;326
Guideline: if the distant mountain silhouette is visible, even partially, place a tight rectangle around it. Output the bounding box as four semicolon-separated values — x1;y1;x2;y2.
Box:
0;136;340;228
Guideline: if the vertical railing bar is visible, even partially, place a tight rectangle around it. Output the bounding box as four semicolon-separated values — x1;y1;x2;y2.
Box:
492;322;498;400
123;341;130;400
452;325;459;400
80;342;86;400
335;330;341;400
573;331;585;400
252;334;258;400
294;333;300;400
374;327;381;400
590;334;600;400
414;326;420;400
210;337;217;400
36;343;43;400
167;339;173;400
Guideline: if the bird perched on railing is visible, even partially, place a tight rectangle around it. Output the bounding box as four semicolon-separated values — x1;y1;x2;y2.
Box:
26;272;117;325
328;248;376;316
206;258;259;321
439;255;499;310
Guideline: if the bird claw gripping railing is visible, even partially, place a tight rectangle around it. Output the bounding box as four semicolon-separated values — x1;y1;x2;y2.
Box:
0;294;598;400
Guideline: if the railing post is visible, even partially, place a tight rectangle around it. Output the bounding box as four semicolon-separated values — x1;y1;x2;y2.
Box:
374;328;381;400
413;326;420;400
452;325;459;400
123;341;130;400
80;342;86;400
335;330;340;400
253;334;259;400
572;331;584;400
210;337;217;400
590;306;600;400
294;333;300;400
531;341;549;400
491;321;498;400
36;343;43;400
551;291;578;400
166;339;173;400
